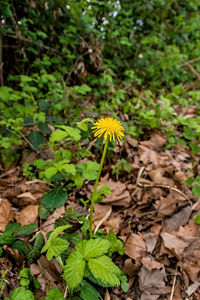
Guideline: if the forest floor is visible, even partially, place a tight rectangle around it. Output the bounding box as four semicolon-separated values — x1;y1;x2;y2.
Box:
1;116;200;300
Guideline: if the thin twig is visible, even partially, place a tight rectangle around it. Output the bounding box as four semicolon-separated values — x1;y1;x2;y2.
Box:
94;206;112;233
137;167;192;204
169;273;177;300
180;57;200;66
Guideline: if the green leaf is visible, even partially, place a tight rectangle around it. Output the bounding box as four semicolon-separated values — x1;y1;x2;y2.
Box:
28;131;46;150
42;188;68;209
59;163;76;176
98;185;111;196
46;238;69;261
45;167;58;179
41;225;71;260
49;129;68;143
185;177;195;186
192;184;200;198
105;231;125;256
18;268;31;287
194;214;200;224
44;288;65;300
80;280;100;300
76;239;111;260
65;126;81;142
9;287;34;300
14;224;37;238
63;250;85;292
0;247;3;257
28;232;44;265
88;255;121;286
77;118;93;132
13;240;30;255
78;161;99;180
120;274;129;292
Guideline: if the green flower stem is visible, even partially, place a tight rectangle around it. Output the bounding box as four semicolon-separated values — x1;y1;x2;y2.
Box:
89;139;108;238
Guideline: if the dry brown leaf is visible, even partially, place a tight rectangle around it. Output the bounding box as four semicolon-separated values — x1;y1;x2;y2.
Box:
125;233;146;264
16;204;38;225
141;134;166;150
0;198;15;231
17;192;37;205
138;145;158;166
100;180;131;207
104;289;110;300
143;233;158;253
163;206;192;231
182;259;200;282
155;194;176;216
139;266;168;300
103;216;121;234
124;258;138;276
141;256;163;272
41;206;65;233
161;232;195;257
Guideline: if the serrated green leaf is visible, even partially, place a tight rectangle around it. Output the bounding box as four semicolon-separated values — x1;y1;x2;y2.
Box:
78;161;99;180
63;250;85;292
88;255;121;286
28;131;46;150
13;240;30;255
80;280;100;300
9;287;34;300
44;288;65;300
194;214;200;224
14;224;37;238
28;232;44;265
98;185;111;196
192;184;200;198
120;275;129;292
45;167;58;179
18;268;31;287
59;163;76;176
42;188;68;209
46;238;69;261
76;239;111;260
41;225;71;260
49;129;68;143
105;231;125;256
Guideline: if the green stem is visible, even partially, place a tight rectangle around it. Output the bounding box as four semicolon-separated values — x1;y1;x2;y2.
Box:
89;139;108;238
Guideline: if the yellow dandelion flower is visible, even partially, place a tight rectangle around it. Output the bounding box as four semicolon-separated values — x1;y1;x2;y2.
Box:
92;117;125;141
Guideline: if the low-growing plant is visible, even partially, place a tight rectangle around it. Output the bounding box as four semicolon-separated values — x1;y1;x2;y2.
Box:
40;117;128;298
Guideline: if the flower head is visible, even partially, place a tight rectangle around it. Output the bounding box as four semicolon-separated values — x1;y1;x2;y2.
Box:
92;117;124;141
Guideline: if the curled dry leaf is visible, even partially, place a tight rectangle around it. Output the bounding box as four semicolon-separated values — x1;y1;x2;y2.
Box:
16;204;38;225
125;233;146;265
161;232;195;258
163;206;192;231
141;256;163;272
139;266;168;300
0;198;15;231
100;180;131;207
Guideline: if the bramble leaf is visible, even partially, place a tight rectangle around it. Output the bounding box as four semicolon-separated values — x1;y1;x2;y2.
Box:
88;255;121;286
63;251;85;292
76;239;111;260
9;287;34;300
42;188;68;209
80;280;100;300
41;225;71;260
44;288;65;300
78;161;99;180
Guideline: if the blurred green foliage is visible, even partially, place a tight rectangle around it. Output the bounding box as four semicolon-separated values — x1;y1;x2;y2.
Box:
1;0;200;181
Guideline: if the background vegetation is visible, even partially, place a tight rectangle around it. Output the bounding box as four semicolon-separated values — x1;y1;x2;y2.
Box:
1;0;200;299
